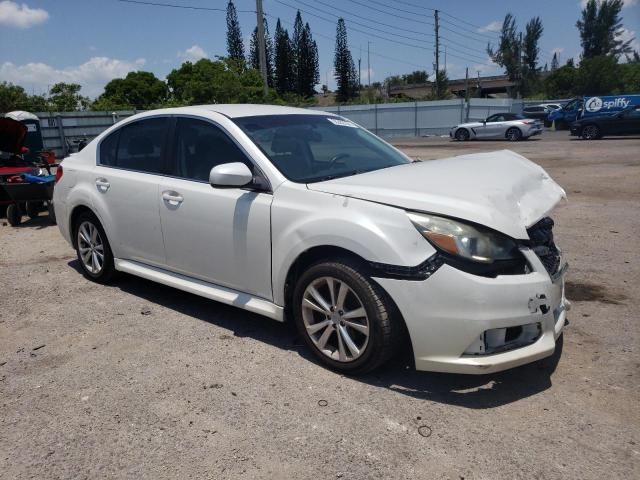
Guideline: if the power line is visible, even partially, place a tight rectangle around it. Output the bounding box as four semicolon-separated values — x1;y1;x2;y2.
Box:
293;0;434;44
274;0;434;51
311;0;433;38
392;0;435;11
116;0;255;14
266;13;426;70
343;0;434;26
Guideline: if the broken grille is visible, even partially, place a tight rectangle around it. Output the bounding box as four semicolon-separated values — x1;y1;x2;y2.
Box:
527;217;561;275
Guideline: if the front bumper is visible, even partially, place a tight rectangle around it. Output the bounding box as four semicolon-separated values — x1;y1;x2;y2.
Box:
374;248;568;374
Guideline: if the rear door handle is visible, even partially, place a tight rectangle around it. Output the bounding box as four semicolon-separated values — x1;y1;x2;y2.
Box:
95;178;110;191
162;190;184;206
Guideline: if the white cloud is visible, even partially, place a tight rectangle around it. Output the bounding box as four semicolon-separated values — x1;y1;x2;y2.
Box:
0;1;48;28
478;20;502;33
0;57;146;97
618;27;639;52
551;47;565;56
178;44;208;62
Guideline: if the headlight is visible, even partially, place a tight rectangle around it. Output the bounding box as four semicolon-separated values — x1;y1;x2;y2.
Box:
407;212;519;263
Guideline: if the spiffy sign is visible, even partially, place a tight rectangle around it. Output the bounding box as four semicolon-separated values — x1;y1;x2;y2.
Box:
585;96;632;113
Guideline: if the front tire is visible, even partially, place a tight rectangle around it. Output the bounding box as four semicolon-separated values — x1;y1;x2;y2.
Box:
292;261;401;374
506;127;522;141
581;124;600;140
73;212;117;283
455;128;470;141
6;203;22;226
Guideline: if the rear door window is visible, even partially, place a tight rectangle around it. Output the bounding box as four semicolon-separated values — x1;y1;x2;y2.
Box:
100;117;169;174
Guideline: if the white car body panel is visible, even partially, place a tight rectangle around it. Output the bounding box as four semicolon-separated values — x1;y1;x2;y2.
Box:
53;104;568;374
157;176;273;299
307;150;566;239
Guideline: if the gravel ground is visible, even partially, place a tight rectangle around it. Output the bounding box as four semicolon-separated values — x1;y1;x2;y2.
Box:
1;131;639;479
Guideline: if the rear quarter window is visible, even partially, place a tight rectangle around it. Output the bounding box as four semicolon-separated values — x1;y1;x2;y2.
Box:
99;130;119;166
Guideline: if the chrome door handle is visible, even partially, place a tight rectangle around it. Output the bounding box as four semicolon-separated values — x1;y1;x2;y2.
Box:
95;178;110;191
162;191;184;205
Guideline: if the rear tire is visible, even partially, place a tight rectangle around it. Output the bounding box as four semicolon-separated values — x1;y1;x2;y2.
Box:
506;127;522;141
581;124;600;140
26;201;43;219
455;128;470;141
47;202;56;225
6;204;22;226
292;260;401;375
73;211;117;283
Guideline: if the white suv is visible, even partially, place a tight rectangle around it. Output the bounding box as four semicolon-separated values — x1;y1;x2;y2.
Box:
53;105;569;374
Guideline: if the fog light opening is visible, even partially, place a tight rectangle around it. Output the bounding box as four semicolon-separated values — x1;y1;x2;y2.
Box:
463;322;542;356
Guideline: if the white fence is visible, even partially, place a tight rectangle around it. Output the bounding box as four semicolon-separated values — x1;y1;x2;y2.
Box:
31;98;530;157
310;98;525;137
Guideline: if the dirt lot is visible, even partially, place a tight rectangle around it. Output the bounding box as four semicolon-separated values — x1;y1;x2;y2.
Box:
1;131;639;479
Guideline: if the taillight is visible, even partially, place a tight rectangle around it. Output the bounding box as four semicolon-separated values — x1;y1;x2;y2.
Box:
55;165;63;184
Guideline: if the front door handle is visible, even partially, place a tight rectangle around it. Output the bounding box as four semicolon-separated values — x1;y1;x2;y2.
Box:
95;178;110;192
162;190;184;206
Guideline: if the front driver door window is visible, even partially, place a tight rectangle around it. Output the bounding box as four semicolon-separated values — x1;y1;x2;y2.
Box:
158;117;272;299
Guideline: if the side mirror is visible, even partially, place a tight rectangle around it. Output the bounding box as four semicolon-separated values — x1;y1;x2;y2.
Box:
209;162;253;188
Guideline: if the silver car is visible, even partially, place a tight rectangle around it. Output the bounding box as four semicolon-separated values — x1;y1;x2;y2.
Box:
450;113;544;141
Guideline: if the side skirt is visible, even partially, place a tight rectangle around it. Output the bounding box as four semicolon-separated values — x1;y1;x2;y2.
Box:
114;259;285;322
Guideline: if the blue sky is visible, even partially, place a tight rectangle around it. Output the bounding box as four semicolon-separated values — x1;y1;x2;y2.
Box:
1;0;638;97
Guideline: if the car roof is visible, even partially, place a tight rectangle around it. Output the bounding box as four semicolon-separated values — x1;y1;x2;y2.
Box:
128;104;332;119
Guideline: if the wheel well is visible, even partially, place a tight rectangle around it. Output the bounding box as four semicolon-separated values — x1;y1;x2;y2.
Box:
282;245;412;356
69;205;95;248
284;246;368;308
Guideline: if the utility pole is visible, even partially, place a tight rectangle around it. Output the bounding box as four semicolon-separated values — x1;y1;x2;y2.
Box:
358;46;362;95
434;9;439;97
517;31;523;98
464;66;469;122
367;41;371;87
255;0;268;97
464;67;469;103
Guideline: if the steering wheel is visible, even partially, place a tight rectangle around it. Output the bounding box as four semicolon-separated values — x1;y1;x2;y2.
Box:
328;153;350;168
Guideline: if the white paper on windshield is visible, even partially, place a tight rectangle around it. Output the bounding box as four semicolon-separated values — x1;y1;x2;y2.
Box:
327;118;358;128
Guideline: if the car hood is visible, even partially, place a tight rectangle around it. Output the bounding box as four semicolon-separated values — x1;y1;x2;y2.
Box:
307;150;566;239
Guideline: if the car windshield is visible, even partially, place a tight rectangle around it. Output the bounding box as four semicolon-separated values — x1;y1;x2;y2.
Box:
233;114;411;183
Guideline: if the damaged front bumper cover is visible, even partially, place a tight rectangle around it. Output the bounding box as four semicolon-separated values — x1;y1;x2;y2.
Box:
374;249;568;374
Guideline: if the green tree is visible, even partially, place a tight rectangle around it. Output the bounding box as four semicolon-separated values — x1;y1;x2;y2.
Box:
577;0;633;59
618;62;640;92
226;1;245;68
0;82;29;112
523;17;543;74
402;70;428;84
249;17;275;88
551;52;559;71
334;18;357;103
543;62;577;98
291;12;320;97
95;71;167;109
575;55;621;95
487;14;520;83
434;69;449;99
274;19;294;94
166;58;267;105
49;83;89;111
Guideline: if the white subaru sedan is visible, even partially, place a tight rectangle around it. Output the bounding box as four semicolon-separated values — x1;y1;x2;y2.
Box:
53;105;569;375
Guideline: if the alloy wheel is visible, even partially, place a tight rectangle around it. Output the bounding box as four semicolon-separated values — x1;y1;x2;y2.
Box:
77;221;105;274
582;125;598;140
301;276;370;363
506;128;521;141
